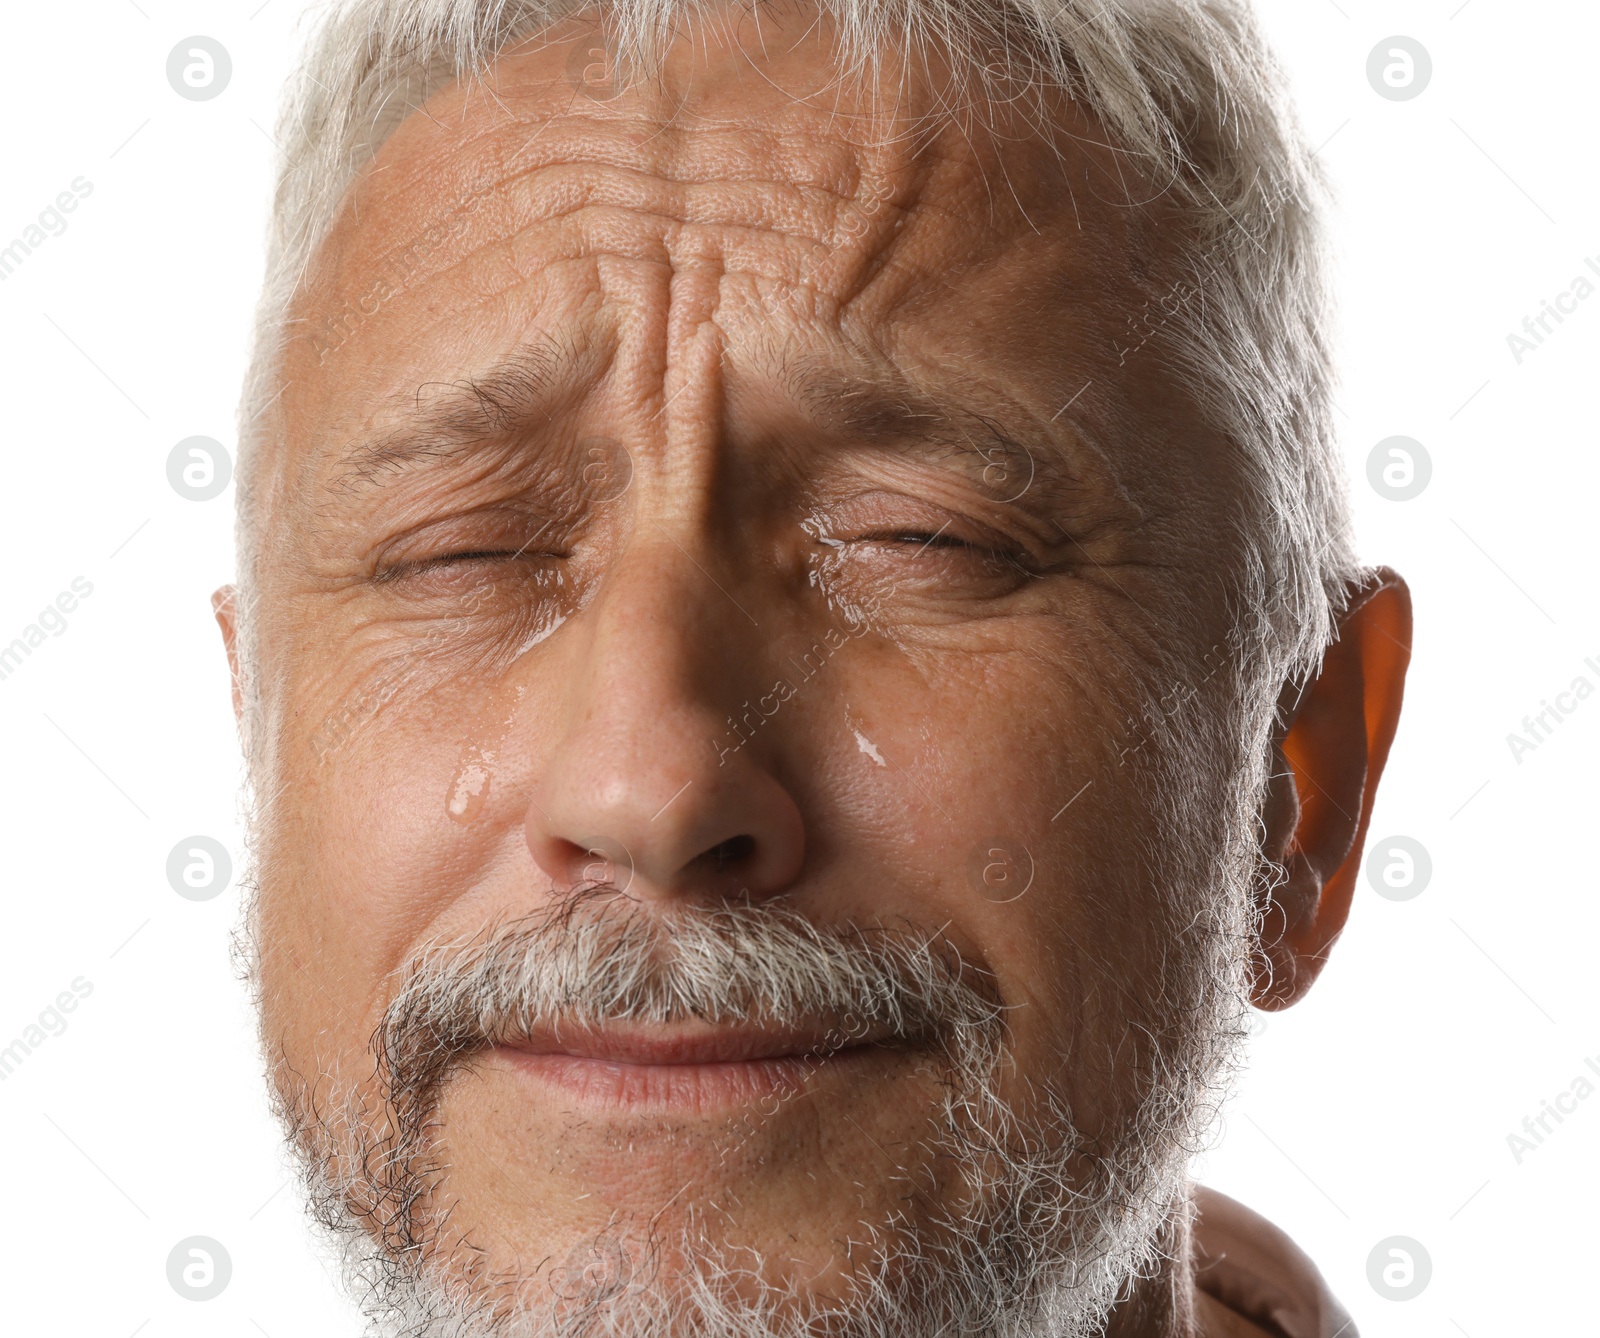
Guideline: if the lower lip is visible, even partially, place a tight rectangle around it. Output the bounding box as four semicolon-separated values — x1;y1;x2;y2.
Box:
497;1044;885;1114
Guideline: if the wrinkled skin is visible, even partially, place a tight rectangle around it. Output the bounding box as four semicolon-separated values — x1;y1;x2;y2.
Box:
216;8;1410;1335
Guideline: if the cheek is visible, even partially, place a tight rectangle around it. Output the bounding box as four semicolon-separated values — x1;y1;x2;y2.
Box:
255;641;548;1053
814;630;1070;940
819;624;1177;1103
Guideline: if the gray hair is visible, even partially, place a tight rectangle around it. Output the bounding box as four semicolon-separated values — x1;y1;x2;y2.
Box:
237;0;1359;692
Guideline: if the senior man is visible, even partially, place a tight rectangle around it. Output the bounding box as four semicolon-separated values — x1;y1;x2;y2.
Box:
213;1;1411;1335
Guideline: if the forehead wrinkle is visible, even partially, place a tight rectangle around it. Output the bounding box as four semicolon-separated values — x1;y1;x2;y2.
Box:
285;49;1154;536
490;124;933;253
299;73;1046;380
308;151;929;367
391;108;909;218
325;60;1003;286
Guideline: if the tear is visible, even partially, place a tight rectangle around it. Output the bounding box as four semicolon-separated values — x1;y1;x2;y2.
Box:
853;729;886;768
447;758;492;824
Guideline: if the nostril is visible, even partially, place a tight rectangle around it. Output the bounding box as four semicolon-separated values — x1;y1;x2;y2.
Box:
710;834;756;870
526;753;805;905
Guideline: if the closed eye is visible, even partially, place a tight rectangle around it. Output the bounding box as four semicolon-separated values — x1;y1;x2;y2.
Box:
868;525;971;551
375;548;564;582
861;529;1010;559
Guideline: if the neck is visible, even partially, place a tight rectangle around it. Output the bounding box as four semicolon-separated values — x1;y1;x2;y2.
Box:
1102;1207;1203;1338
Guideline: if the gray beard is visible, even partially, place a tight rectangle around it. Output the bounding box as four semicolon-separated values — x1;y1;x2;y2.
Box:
243;635;1273;1338
251;872;1256;1338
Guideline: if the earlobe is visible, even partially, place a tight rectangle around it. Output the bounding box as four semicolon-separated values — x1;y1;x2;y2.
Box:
1250;567;1413;1010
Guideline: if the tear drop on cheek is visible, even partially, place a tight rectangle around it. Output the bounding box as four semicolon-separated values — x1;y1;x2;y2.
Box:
516;610;568;657
447;761;491;824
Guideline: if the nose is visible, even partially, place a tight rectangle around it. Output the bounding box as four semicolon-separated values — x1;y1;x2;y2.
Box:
523;540;806;905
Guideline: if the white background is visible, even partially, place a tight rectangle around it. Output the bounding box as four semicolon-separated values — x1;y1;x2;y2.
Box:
1;2;1595;1334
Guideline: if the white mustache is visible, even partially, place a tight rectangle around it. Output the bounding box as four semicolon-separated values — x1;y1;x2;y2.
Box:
376;894;1005;1092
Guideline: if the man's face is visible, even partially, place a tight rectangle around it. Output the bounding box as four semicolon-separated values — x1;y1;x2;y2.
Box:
240;11;1264;1333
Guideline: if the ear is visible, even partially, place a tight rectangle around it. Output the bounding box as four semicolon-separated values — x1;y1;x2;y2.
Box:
1251;567;1412;1009
212;584;246;729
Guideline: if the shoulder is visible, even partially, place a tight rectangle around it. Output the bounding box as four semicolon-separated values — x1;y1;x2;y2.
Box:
1190;1185;1358;1338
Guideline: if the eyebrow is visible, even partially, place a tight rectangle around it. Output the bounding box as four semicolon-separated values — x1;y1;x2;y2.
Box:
324;337;1101;516
778;361;1097;511
787;365;1031;446
327;336;592;497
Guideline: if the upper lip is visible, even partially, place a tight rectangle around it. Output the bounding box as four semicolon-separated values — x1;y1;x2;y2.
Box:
498;1022;890;1066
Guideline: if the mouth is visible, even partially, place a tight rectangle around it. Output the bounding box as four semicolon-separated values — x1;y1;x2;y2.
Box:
496;1022;900;1114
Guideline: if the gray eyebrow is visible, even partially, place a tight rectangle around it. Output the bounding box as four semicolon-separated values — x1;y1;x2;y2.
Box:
790;367;1018;447
778;361;1097;511
320;336;1103;518
327;335;590;496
